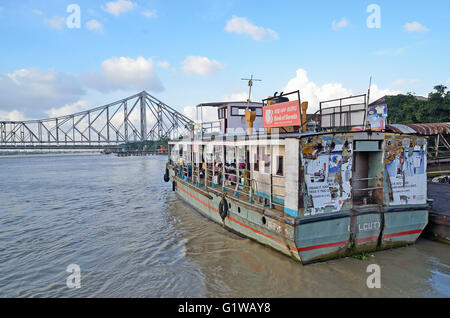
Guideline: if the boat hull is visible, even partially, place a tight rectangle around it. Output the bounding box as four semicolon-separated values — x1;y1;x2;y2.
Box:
169;169;428;264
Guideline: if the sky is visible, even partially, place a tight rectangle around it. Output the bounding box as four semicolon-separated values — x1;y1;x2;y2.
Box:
0;0;449;122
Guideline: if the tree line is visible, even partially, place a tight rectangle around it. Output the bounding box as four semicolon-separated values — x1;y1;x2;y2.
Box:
123;137;169;152
385;85;450;124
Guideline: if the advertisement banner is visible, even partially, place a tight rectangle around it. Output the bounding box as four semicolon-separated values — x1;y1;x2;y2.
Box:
263;100;300;128
366;104;387;130
353;104;387;131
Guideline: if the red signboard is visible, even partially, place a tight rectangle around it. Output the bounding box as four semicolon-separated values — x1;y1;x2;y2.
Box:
263;100;301;128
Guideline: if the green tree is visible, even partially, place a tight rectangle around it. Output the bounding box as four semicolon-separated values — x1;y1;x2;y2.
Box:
385;85;450;124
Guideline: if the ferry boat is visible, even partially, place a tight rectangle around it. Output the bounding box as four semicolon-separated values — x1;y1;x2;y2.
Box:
164;91;429;264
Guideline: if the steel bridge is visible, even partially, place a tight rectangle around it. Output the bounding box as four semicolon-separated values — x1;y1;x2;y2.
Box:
0;91;194;149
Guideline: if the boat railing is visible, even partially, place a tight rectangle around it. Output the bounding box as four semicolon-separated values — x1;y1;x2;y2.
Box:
203;164;286;209
250;176;286;209
318;94;367;130
195;121;222;138
175;161;286;211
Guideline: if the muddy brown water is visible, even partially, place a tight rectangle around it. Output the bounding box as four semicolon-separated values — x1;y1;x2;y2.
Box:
0;154;448;297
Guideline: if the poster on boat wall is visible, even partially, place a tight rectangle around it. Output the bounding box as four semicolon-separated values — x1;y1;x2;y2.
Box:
385;135;427;205
353;104;387;131
301;135;353;216
263;100;300;128
366;104;387;130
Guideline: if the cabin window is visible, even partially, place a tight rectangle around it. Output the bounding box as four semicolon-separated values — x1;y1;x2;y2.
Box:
253;108;263;117
231;107;246;116
218;108;227;119
276;156;284;176
230;106;263;117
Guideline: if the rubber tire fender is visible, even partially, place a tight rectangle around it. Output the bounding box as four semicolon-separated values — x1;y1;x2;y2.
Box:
164;168;170;182
172;181;176;192
218;198;228;220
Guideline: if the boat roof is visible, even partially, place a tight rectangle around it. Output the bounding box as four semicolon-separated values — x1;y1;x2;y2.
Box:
196;101;263;108
386;123;450;135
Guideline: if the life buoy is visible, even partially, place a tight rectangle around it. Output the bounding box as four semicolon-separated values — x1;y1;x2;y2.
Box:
164;168;170;182
218;198;228;220
172;181;176;192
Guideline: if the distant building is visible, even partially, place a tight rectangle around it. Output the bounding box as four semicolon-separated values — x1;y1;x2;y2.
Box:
369;94;428;106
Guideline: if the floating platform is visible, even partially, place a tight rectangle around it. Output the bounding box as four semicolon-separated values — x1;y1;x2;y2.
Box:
423;182;450;243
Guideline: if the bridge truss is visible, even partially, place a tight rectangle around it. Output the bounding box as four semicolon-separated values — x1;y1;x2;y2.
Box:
0;91;194;149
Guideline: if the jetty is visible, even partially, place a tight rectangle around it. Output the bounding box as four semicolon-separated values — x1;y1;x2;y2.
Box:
114;150;168;157
424;182;450;243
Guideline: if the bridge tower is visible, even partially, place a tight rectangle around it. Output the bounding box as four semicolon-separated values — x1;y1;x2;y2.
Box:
140;92;147;142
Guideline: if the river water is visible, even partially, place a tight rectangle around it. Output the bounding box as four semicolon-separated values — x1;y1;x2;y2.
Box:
0;154;448;298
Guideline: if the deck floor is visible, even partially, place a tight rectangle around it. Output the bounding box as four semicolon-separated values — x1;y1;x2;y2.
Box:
428;182;450;217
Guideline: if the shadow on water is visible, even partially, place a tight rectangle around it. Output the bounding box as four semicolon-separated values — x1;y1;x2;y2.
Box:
0;154;448;297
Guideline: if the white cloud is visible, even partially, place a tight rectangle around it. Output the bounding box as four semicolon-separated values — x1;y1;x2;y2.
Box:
368;84;402;103
82;56;164;93
45;16;66;30
157;61;170;68
142;10;157;19
446;78;450;84
222;91;249;101
182;105;218;123
404;22;429;33
0;57;168;119
393;79;420;87
45;100;90;118
0;110;26;121
86;19;103;33
392;79;406;87
283;68;401;112
283;69;353;112
225;16;278;41
102;0;137;16
332;18;349;31
33;9;44;16
182;92;251;123
87;9;103;18
0;67;85;115
182;91;256;124
181;56;223;76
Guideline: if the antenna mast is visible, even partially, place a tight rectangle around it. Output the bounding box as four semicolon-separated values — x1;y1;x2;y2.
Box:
241;75;262;103
363;76;372;130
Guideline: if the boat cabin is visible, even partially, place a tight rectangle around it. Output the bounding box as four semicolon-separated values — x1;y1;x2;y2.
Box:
195;101;264;136
166;91;429;264
170;92;428;218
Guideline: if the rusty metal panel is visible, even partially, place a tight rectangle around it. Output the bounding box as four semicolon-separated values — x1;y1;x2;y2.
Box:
387;123;450;135
384;134;428;205
300;134;353;216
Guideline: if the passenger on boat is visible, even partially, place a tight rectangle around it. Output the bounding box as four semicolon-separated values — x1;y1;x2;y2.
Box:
229;163;237;184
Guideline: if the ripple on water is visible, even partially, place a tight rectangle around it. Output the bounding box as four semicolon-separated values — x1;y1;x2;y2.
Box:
0;154;449;297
